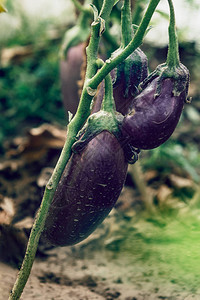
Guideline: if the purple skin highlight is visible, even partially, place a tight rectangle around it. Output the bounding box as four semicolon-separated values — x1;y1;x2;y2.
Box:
42;131;128;246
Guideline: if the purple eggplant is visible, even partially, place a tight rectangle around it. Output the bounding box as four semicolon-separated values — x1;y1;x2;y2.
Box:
42;131;128;246
92;48;148;115
60;43;85;115
121;66;190;150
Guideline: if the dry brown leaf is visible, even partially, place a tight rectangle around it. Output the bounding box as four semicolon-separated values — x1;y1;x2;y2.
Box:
6;124;66;162
1;45;33;66
169;174;194;189
14;217;33;230
156;185;172;203
37;167;54;187
144;170;158;182
0;159;24;172
0;196;15;225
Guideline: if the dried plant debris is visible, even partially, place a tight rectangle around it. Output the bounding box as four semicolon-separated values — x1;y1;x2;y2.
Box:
6;123;66;162
0;124;66;265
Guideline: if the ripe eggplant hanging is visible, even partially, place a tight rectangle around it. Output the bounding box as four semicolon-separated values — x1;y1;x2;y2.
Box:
121;65;190;150
42;130;128;246
121;0;190;150
60;43;85;115
42;71;134;246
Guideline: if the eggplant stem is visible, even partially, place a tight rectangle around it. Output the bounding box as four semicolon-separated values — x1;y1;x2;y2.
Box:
71;0;91;14
166;0;180;68
102;73;116;113
121;0;133;47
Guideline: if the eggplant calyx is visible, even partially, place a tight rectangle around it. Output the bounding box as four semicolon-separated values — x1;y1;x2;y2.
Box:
139;62;190;98
72;110;124;153
72;110;140;165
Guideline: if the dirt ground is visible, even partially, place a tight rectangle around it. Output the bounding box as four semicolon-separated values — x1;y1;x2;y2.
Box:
1;123;200;300
2;206;200;300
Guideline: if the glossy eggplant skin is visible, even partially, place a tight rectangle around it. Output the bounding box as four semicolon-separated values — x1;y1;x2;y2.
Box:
122;77;188;150
42;131;128;246
92;48;148;115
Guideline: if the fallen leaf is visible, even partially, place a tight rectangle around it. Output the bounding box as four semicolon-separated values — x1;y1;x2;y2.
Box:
0;196;15;225
37;167;54;187
156;185;172;203
169;174;194;189
6;124;66;162
14;217;33;230
1;46;33;66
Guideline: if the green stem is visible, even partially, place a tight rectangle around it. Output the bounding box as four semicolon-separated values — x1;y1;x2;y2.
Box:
9;2;115;299
9;0;161;298
71;0;90;13
59;4;91;59
121;0;133;47
103;24;119;52
9;127;76;300
89;0;161;89
132;1;144;25
99;0;116;21
166;0;180;68
93;0;104;11
102;73;116;112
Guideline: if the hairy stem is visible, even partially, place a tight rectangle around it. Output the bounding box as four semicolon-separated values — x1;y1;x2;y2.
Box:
121;0;133;47
71;0;90;13
102;73;116;112
8;126;76;300
99;0;116;21
9;1;116;299
103;24;119;52
9;0;161;298
166;0;180;68
132;1;144;25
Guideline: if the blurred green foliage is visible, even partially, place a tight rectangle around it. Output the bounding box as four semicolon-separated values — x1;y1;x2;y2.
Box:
0;4;68;153
0;42;67;153
142;140;200;183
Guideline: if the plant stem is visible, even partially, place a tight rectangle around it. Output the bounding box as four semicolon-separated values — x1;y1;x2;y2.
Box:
8;126;77;300
99;0;116;21
132;1;144;25
71;0;90;13
102;73;115;112
103;24;119;52
121;0;133;47
9;1;116;299
166;0;180;68
9;1;161;298
89;0;161;90
128;162;154;212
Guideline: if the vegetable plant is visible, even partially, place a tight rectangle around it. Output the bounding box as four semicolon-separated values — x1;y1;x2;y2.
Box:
121;0;190;149
8;0;190;299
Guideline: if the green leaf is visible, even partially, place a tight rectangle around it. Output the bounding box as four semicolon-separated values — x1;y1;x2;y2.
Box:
155;9;169;20
114;0;120;5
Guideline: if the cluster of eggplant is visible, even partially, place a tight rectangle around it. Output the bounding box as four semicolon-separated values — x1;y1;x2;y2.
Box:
42;35;190;247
